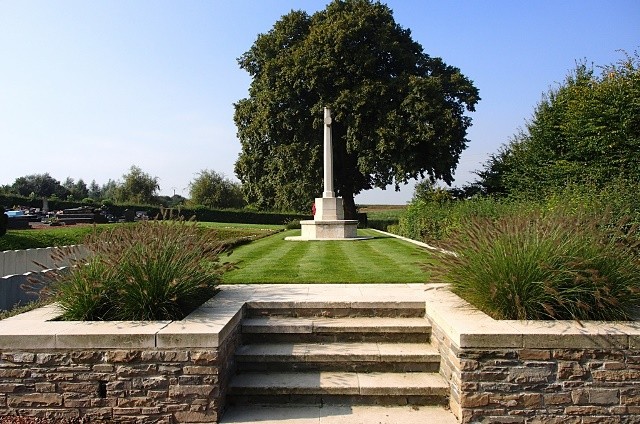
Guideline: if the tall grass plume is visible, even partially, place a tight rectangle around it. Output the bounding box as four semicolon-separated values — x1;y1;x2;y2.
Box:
41;219;232;321
432;210;640;320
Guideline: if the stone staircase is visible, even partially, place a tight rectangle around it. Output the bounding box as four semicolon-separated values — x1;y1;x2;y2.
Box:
220;302;456;423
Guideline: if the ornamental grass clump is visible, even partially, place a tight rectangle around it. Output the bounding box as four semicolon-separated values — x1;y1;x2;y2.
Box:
433;210;640;321
46;219;230;321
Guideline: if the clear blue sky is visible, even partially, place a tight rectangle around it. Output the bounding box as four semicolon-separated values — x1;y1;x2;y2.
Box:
1;1;638;204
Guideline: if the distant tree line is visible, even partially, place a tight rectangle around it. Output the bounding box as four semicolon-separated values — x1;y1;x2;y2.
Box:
0;165;246;210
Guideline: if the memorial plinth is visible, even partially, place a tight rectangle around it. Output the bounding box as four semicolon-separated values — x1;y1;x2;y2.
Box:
298;196;359;240
286;107;368;241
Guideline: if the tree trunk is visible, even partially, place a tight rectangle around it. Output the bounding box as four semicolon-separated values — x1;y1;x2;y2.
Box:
342;192;357;220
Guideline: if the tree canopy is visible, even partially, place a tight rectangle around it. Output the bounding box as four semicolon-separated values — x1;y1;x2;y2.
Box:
188;169;245;209
476;52;640;198
114;165;160;205
234;0;479;216
11;173;66;199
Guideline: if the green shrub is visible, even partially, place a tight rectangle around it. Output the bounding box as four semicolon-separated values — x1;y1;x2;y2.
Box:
432;210;640;320
367;218;398;231
47;219;231;321
543;180;640;247
284;219;301;230
363;207;403;231
394;196;539;244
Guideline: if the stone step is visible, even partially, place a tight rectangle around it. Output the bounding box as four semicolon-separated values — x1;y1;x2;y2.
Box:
241;317;431;343
244;301;425;318
235;342;440;372
227;371;449;406
220;404;458;424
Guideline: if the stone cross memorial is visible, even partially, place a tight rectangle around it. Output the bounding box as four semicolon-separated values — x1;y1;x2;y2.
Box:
287;107;363;240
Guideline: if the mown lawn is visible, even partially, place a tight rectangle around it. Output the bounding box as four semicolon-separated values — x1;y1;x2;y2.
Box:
222;228;435;284
0;225;109;250
0;222;281;251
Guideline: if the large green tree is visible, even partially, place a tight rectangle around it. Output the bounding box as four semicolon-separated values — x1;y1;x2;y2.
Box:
114;166;160;205
188;169;245;209
234;0;479;216
477;53;640;198
11;173;66;199
62;177;89;201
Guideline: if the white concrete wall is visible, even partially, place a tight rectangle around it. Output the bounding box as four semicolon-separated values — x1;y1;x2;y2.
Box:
0;269;63;311
0;245;90;277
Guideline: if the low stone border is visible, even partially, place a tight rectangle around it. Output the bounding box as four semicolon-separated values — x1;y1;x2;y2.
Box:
0;283;638;423
0;289;246;422
424;286;640;423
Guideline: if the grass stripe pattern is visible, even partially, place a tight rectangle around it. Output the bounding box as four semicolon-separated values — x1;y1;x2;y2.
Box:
222;229;435;284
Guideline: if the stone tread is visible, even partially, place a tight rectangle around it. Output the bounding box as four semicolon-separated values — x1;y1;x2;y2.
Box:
228;371;449;396
241;317;431;334
220;404;458;424
235;342;440;363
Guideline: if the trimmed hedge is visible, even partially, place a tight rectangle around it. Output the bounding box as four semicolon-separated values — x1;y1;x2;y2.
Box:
0;194;89;212
0;195;312;226
0;195;373;226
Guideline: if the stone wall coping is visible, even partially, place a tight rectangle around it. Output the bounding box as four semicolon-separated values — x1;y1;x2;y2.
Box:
0;289;251;350
0;283;427;349
0;283;434;349
2;283;637;350
424;286;640;349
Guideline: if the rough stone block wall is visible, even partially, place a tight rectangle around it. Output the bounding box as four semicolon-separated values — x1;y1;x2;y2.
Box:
429;320;640;423
429;319;463;419
0;326;240;423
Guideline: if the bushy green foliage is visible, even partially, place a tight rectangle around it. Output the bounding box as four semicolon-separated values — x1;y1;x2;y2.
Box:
46;219;231;321
11;173;67;199
188;169;245;209
396;177;640;245
393;196;538;245
431;210;640;320
62;177;89;201
477;52;640;197
284;219;301;230
234;0;479;216
114;165;160;204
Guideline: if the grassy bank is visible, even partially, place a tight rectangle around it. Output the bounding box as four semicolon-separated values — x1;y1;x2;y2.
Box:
0;225;110;250
0;222;281;251
222;228;434;284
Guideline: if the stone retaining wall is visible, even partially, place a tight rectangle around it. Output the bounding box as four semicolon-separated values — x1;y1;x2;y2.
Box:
2;348;226;422
1;284;638;423
426;287;640;423
0;299;243;423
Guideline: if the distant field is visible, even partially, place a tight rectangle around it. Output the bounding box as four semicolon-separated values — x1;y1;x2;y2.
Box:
359;204;406;230
222;228;434;284
359;204;406;213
